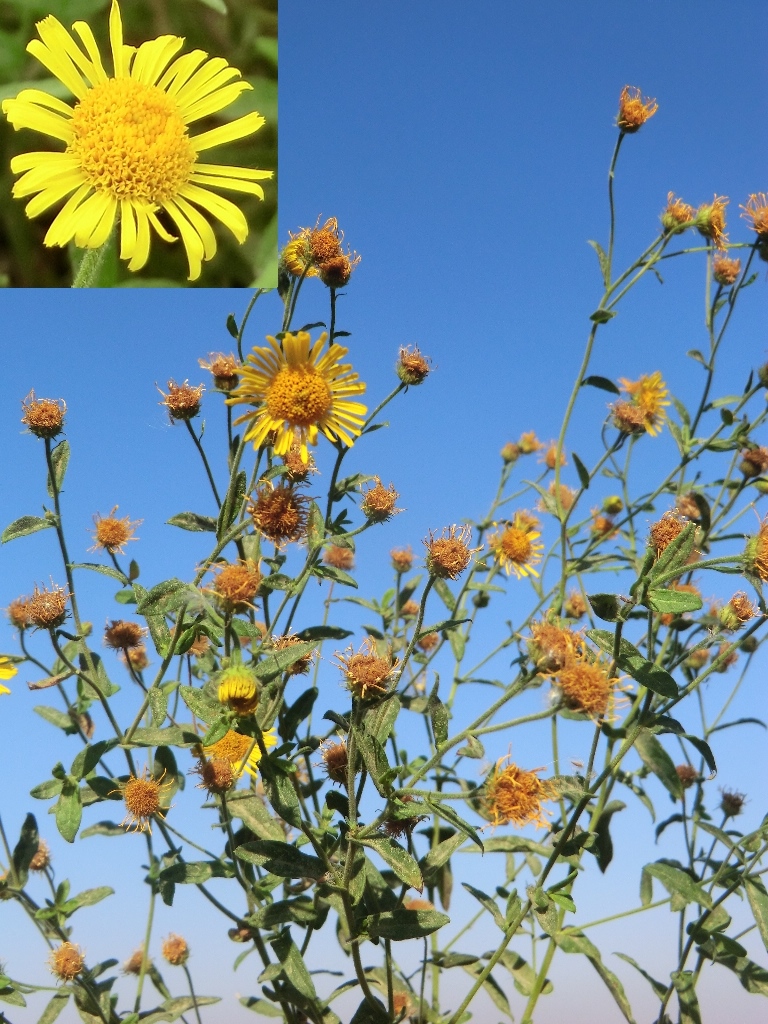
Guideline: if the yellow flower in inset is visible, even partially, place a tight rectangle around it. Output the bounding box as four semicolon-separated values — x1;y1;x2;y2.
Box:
202;728;277;779
1;1;271;280
488;512;544;579
617;371;670;436
228;331;367;463
0;655;17;695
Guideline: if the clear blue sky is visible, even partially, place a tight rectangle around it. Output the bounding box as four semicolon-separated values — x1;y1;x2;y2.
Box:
1;2;766;1021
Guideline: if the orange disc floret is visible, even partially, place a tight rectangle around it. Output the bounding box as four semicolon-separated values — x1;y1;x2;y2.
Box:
203;728;276;778
713;255;741;286
617;85;658;133
485;758;552;829
122;948;149;976
90;506;141;554
390;546;414;573
323;544;355;570
6;596;32;630
616;372;670;437
337;637;399;700
122;644;150;671
719;592;757;631
320;739;350;785
528;620;583;673
650;511;687;556
397;345;432;386
661;192;695;233
552;653;619;718
417;631;439;652
49;941;85;981
564;591;587;620
191;756;235;795
161;933;189;966
488;512;544;579
249;481;310;546
28;581;70;630
199;352;240;392
517;431;542;454
541;442;566;470
211;559;262;610
158;380;204;421
120;767;171;834
745;515;768;582
424;524;475;580
695;195;729;250
21;390;66;439
217;664;260;716
361;477;402;523
741;193;768;237
104;620;147;651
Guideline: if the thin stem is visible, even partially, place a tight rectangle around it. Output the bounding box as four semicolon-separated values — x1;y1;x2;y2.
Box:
184;419;222;507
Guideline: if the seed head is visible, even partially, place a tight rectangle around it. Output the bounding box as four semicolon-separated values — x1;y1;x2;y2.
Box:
323;544;355;570
249;482;309;547
403;897;434;911
563;591;587;620
123;948;149;975
336;637;398;700
390;546;414;573
424;524;475;580
676;493;702;521
188;634;211;658
552;653;619;718
739;446;768;478
695;196;729;249
649;511;687;556
120;767;170;834
218;664;260;716
21;391;66;439
611;400;648;435
400;600;419;618
211;559;262;611
528;621;583;673
192;756;235;795
541;442;566;470
675;764;698;790
720;788;746;818
29;839;51;872
161;934;189;966
283;441;317;482
199;352;240;391
741;193;768;237
89;507;141;555
158;379;204;421
320;740;350;785
591;510;617;539
28;582;69;630
319;253;357;288
484;758;552;829
49;942;85;981
745;515;768;581
685;647;709;670
660;193;695;233
719;592;757;632
417;631;439;652
122;644;150;671
6;597;32;630
617;85;658;133
104;620;147;651
282;217;360;284
500;442;521;463
361;477;402;522
396;345;432;386
270;633;315;675
713;255;741;286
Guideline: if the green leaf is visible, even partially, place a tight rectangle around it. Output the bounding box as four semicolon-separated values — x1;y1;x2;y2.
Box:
178;685;222;724
367;694;401;746
355;836;422;890
124;726;198;748
68;561;126;582
139;996;220;1023
311;564;357;588
269;929;317;1001
148;687;168;727
135;578;187;614
462;883;506;931
353;728;392;796
60;885;113;913
746;877;768;953
259;573;297;592
235;839;326;879
496;950;552;997
424;797;483;852
11;813;38;888
671;970;701;1024
687;349;708;367
2;514;54;543
222;793;286;841
587;239;610;286
643;861;711;911
30;778;64;800
591;801;625;873
457;734;485;759
459;960;513;1018
648;522;697;583
647;589;703;614
166;512;217;532
255;640;317;681
47;440;70;498
589;308;616;324
79;821;126;838
159;861;232;885
447;626;466;663
587;593;623;622
709;954;768;996
614;954;666;1000
217;470;246;539
36;991;70;1024
555;930;636;1023
364;907;449;941
226;312;239;338
587;629;678;698
416;618;469;639
70;740;117;781
572;452;590;489
307;502;325;549
635;731;683;801
427;681;449;747
297;624;354;641
433;577;455;611
582;375;620;394
55;780;82;843
348;997;389;1024
423;830;465;873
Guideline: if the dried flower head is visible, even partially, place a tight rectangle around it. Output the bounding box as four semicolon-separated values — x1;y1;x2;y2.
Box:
122;644;150;672
611;400;648;435
397;345;432;386
217;664;260;716
616;372;670;436
719;592;757;632
676;493;702;521
403;897;434;911
161;934;189;966
392;990;416;1022
741;193;768;237
500;442;521;463
191;756;235;795
713;254;741;286
283;440;317;482
528;621;583;674
424;524;475;580
675;764;698;789
617;85;658;133
591;509;617;540
485;758;552;829
158;380;204;421
538;482;577;515
21;391;67;439
661;192;695;233
488;512;544;580
541;442;566;470
739;447;768;478
320;739;349;785
650;511;687;556
89;507;141;555
211;559;262;611
382;799;427;840
49;942;85;981
249;481;310;546
696;195;729;249
199;352;240;392
361;477;402;522
319;253;358;288
202;728;276;779
122;948;149;976
119;767;171;834
564;591;587;620
28;582;69;630
685;647;709;670
713;643;739;673
6;597;32;630
270;634;315;675
400;600;420;618
552;653;620;718
517;431;542;454
282;217;360;284
323;545;355;570
745;515;768;582
337;637;399;700
390;546;414;573
417;632;439;653
720;788;746;818
29;839;51;872
104;620;147;651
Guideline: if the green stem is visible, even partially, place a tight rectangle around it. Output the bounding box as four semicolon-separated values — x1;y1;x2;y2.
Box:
71;234;113;288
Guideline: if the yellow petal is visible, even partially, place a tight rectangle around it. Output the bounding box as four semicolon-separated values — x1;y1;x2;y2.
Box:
178;183;247;243
190;111;266;153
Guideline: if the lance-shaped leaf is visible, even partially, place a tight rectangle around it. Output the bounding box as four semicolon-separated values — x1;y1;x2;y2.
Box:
463;883;506;931
226;793;285;841
55;780;82;843
642;861;712;912
135;578;187;614
671;970;701;1024
495;950;553;997
11;813;39;888
746;877;768;953
555;930;637;1023
647;588;703;615
354;836;422;891
364;907;449;941
235;840;325;878
178;685;222;724
166;512;217;533
138;996;220;1024
255;641;317;681
588;629;677;698
635;731;683;800
2;514;55;542
270;928;317;1000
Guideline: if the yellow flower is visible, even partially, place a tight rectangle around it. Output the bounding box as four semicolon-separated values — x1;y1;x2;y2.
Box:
228;331;367;463
617;371;670;436
1;0;271;280
488;512;544;579
484;758;552;829
202;728;277;779
0;656;17;695
616;85;658;133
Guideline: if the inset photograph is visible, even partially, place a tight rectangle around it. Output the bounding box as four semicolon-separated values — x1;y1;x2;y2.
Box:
0;0;276;287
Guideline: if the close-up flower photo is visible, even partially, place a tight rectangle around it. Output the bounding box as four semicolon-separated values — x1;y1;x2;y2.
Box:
0;0;276;286
1;2;768;1024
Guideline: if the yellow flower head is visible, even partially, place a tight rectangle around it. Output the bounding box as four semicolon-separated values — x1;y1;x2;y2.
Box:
202;728;277;779
1;0;271;280
616;371;670;436
119;767;172;834
217;664;260;716
488;512;544;579
695;195;729;250
484;758;552;829
0;656;18;694
89;506;141;554
617;85;658;133
741;193;768;238
228;331;367;464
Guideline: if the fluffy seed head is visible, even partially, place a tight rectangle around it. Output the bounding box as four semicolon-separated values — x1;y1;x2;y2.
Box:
417;631;439;652
323;545;355;570
552;653;619;718
283;441;317;482
424;524;475;580
397;346;432;386
49;942;85;981
720;788;746;818
484;759;552;829
104;620;147;651
739;447;768;478
28;582;69;630
563;591;587;619
192;756;235;795
121;768;169;834
122;644;150;671
361;477;401;522
719;592;757;632
161;934;189;966
6;597;32;630
517;431;542;454
21;391;66;438
249;482;309;546
158;380;204;421
270;633;315;675
713;255;741;286
123;948;149;975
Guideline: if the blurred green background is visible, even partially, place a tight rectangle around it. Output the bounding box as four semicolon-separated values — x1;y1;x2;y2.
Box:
0;0;277;287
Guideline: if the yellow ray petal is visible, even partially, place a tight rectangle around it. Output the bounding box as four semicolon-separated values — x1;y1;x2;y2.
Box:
190;111;266;153
178;183;247;243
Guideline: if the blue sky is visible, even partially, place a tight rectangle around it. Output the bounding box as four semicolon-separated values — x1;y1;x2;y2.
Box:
1;2;767;1021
